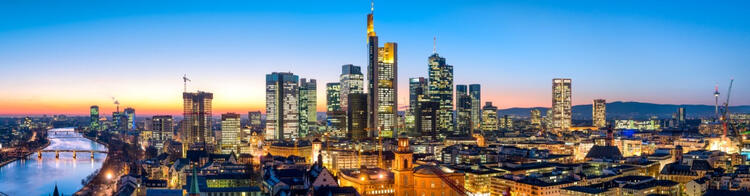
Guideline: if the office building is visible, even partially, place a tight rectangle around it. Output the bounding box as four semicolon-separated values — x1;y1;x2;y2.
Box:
428;53;454;134
407;77;428;135
416;101;439;138
90;105;99;131
299;78;317;138
530;109;541;129
469;84;481;130
347;93;368;141
182;91;213;148
678;107;686;126
124;107;135;130
221;113;241;154
340;64;364;111
326;83;341;112
593;99;606;128
456;84;472;135
248;111;262;128
481;102;498;132
366;7;398;138
552;78;572;131
151;115;173;150
265;72;299;140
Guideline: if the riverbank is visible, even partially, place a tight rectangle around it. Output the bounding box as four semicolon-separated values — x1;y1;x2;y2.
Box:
0;139;50;168
76;135;117;196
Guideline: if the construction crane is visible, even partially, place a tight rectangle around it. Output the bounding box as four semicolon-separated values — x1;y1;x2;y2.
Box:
721;79;734;139
182;74;191;92
428;166;468;196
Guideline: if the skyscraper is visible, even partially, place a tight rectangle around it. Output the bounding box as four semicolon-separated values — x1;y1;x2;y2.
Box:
248;111;262;128
677;107;686;127
347;93;368;141
266;72;299;140
151;115;173;150
530;109;541;129
552;78;572;132
340;64;364;111
90;105;99;132
366;7;398;138
456;84;472;135
182;91;213;149
408;77;428;134
124;107;136;130
326;82;341;112
593;99;606;128
481;102;498;132
416;101;439;138
299;78;317;138
469;84;481;130
428;53;454;135
220;113;241;154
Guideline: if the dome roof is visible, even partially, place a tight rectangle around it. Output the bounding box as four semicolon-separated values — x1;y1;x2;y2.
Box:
414;165;440;175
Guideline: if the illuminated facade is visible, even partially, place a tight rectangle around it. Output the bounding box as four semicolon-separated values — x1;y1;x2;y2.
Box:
428;53;454;134
552;78;572;132
614;120;660;130
265;72;299;140
299;78;317;138
348;93;368;141
248;111;262;128
416;101;439;138
341;64;364;111
367;9;398;139
593;99;606;128
408;77;429;135
90;105;99;131
481;102;498;132
151;115;173;150
124;107;135;130
469;84;481;131
327;82;341;112
338;167;395;196
456;84;472;136
530;109;541;129
182;91;213;149
220;113;241;154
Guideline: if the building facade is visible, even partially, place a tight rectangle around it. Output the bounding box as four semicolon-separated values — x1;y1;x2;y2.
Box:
428;53;454;135
182;91;213;150
481;102;498;132
90;105;99;132
469;84;481;131
340;64;364;111
299;78;317;138
552;78;572;132
593;99;606;128
456;84;472;136
220;113;241;154
326;82;341;112
265;72;299;140
347;93;368;141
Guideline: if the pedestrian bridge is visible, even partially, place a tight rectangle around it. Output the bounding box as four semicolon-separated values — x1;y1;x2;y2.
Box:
37;149;108;159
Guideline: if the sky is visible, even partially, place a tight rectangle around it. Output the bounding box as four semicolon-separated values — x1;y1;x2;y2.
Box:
0;0;748;116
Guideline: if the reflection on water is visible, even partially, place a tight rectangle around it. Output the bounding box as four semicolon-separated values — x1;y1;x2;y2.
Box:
0;128;108;196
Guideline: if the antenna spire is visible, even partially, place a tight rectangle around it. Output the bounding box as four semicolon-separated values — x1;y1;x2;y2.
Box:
433;36;437;54
371;0;374;13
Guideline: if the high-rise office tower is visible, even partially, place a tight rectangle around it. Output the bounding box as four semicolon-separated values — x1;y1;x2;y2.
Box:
151;115;173;150
469;84;481;130
182;91;213;148
265;72;300;140
530;109;542;129
593;99;606;128
456;84;472;135
124;107;135;130
481;102;498;131
408;77;428;135
340;64;364;111
678;107;686;125
220;113;241;154
326;83;341;112
90;105;99;131
416;101;439;138
552;78;572;131
428;53;454;134
500;115;513;129
347;93;368;141
299;78;317;138
366;7;398;138
248;111;262;128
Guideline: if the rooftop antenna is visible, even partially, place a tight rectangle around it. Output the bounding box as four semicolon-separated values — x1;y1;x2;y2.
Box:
371;0;374;13
433;36;437;54
182;74;191;92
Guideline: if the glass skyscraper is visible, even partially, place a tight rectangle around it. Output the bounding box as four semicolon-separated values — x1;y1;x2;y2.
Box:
552;78;572;132
124;107;135;130
90;105;99;132
408;77;428;135
481;102;498;132
326;82;341;112
265;72;299;140
220;113;241;154
340;64;364;111
151;115;173;150
456;84;472;135
299;78;317;138
366;9;398;138
428;53;454;135
469;84;481;130
593;99;606;128
347;93;368;141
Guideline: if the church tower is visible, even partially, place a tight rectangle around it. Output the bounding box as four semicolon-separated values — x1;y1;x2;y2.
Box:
393;132;414;196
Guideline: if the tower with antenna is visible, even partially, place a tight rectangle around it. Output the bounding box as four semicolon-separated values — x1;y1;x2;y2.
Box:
714;84;720;121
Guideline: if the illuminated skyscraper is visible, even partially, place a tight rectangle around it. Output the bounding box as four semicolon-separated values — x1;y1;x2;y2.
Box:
366;8;398;138
299;78;317;138
182;91;213;148
265;72;299;140
248;111;262;128
326;82;341;112
151;115;173;150
481;102;498;132
347;93;368;141
220;113;241;154
416;101;439;137
456;84;472;135
530;109;542;129
340;64;364;111
428;53;454;134
552;78;572;131
469;84;481;130
408;77;428;134
124;107;135;130
593;99;606;128
90;105;99;131
678;107;686;126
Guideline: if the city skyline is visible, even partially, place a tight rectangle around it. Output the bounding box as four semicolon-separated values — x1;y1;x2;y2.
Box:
1;0;749;116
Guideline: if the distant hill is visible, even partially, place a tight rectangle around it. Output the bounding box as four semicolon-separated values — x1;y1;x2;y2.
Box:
497;101;750;120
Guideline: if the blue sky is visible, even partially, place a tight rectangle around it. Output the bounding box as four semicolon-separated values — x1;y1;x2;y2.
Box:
0;0;748;115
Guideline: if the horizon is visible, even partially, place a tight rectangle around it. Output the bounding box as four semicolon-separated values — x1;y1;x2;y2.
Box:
1;0;748;116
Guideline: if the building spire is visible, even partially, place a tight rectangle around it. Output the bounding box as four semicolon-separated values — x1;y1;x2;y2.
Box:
433;36;437;54
367;0;376;38
371;0;374;13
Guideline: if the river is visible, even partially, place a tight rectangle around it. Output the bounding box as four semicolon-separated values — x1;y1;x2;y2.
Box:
0;128;108;195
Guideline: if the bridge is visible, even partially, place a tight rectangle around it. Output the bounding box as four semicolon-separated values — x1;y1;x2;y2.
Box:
37;149;108;159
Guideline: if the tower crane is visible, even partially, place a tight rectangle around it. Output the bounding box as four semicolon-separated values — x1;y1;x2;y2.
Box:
721;79;734;139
